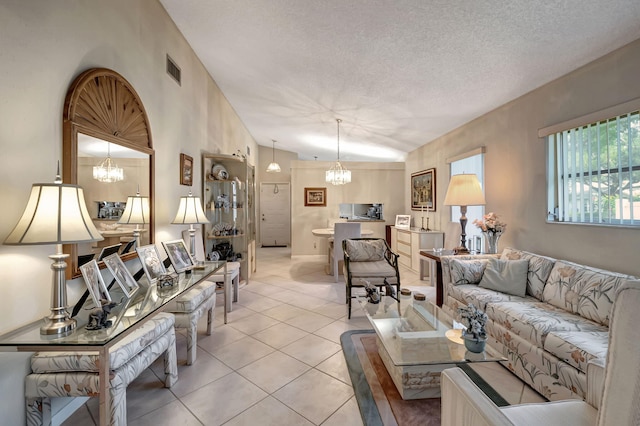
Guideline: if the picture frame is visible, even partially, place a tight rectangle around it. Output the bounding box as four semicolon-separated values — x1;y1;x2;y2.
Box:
304;187;326;207
395;214;411;229
162;239;195;273
136;244;167;283
103;253;140;298
180;153;193;186
79;259;112;307
411;168;436;211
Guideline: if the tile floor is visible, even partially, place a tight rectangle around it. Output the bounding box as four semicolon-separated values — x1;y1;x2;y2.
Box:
64;247;542;425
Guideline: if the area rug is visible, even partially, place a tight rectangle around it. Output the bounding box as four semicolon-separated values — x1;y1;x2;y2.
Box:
341;330;440;425
341;330;508;426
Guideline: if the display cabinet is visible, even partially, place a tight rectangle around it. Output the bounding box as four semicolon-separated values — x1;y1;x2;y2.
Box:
202;154;255;283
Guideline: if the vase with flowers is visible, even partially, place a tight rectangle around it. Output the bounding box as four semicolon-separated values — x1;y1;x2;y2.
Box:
458;304;488;353
472;212;507;254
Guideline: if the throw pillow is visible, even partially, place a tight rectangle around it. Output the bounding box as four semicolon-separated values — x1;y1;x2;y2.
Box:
479;258;529;297
345;239;385;262
449;258;490;285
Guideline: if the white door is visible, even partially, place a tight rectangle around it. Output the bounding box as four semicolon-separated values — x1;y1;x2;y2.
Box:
260;183;291;247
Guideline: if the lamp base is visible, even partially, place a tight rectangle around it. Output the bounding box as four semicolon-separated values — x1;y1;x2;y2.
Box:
453;246;470;255
40;310;76;335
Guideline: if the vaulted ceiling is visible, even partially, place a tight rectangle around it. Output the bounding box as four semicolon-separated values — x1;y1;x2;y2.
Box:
160;0;640;161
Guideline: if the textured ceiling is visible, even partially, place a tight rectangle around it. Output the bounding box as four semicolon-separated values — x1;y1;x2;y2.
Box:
160;0;640;162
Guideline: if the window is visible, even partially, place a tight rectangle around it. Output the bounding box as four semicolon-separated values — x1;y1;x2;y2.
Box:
547;111;640;226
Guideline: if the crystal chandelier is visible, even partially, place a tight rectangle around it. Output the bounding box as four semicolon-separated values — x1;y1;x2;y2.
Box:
93;142;124;182
326;119;351;185
266;139;281;173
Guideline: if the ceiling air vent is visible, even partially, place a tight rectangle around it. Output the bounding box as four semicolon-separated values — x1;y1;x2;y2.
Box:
166;54;181;86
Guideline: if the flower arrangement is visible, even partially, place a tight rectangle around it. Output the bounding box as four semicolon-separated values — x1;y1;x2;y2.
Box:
458;304;488;341
472;212;507;234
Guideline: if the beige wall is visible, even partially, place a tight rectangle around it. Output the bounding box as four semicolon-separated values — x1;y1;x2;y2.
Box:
291;161;405;255
0;1;256;422
407;39;640;276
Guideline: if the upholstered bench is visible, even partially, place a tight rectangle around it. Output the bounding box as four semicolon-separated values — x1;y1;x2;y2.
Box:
25;312;177;426
167;279;217;365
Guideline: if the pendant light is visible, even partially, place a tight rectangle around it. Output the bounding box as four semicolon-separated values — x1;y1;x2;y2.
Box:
326;119;351;185
93;142;124;182
266;140;281;173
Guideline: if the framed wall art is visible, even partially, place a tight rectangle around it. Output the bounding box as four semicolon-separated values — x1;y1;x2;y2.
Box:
80;259;112;307
162;239;195;273
103;253;140;298
395;214;411;229
136;244;167;283
180;153;193;186
411;168;436;211
304;187;326;207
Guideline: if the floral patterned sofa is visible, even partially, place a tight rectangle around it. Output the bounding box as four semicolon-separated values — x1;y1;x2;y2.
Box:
440;247;638;407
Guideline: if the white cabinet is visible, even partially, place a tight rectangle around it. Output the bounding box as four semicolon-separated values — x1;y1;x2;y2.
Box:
390;227;444;279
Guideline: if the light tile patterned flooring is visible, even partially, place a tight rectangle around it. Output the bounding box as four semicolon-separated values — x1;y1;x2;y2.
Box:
64;247;542;425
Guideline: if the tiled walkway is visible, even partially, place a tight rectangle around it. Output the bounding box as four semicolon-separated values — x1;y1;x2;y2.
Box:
64;247;433;425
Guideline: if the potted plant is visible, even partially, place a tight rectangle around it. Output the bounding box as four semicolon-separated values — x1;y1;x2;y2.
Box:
458;304;488;353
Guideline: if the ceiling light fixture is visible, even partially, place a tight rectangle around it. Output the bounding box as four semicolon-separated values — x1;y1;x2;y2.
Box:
93;142;124;182
266;139;281;173
326;119;351;185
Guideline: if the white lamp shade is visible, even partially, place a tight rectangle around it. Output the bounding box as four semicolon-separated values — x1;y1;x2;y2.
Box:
4;183;103;244
266;162;281;173
443;174;486;206
172;195;209;224
118;195;150;225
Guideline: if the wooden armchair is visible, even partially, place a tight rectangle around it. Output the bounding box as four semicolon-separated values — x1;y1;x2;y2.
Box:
342;238;401;319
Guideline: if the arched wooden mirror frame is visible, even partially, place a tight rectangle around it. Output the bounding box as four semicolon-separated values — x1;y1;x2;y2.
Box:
62;68;155;279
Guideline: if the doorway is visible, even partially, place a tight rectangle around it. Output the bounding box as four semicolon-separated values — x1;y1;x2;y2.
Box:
260;183;291;247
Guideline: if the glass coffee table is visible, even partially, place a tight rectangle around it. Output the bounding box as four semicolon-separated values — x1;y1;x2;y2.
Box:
358;293;505;400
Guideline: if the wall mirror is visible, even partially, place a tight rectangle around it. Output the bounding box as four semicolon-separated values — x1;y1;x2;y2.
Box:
63;68;155;279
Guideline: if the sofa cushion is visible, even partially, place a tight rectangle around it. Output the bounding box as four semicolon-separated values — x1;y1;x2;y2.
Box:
479;258;528;297
486;301;607;348
501;248;556;300
449;258;489;285
344;239;385;261
447;283;532;312
542;261;636;326
544;330;608;374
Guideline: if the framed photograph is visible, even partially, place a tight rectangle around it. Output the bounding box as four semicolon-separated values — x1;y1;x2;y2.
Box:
395;214;411;229
304;187;326;207
180;153;193;186
103;253;139;298
411;168;436;211
162;239;195;273
136;244;167;283
80;259;112;307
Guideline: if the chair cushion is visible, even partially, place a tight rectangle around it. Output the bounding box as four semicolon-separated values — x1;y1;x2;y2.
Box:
478;258;529;297
168;280;217;313
31;312;175;373
347;260;396;278
344;239;385;261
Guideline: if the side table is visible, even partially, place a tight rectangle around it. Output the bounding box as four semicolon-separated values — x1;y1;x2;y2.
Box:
419;250;455;307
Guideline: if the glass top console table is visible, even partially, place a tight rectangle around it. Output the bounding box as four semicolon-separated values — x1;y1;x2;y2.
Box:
358;293;505;400
0;260;226;425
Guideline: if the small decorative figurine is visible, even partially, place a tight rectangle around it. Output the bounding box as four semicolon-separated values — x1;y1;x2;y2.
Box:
86;299;117;330
363;279;380;304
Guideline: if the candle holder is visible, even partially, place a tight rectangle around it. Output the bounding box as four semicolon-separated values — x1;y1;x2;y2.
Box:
420;217;431;232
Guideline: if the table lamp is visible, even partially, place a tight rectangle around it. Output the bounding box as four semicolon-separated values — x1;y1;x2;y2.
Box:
443;174;486;254
118;187;150;248
172;191;209;259
4;168;104;335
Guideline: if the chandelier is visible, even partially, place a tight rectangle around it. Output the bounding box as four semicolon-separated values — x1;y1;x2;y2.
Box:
266;139;281;173
326;119;351;185
93;142;124;183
